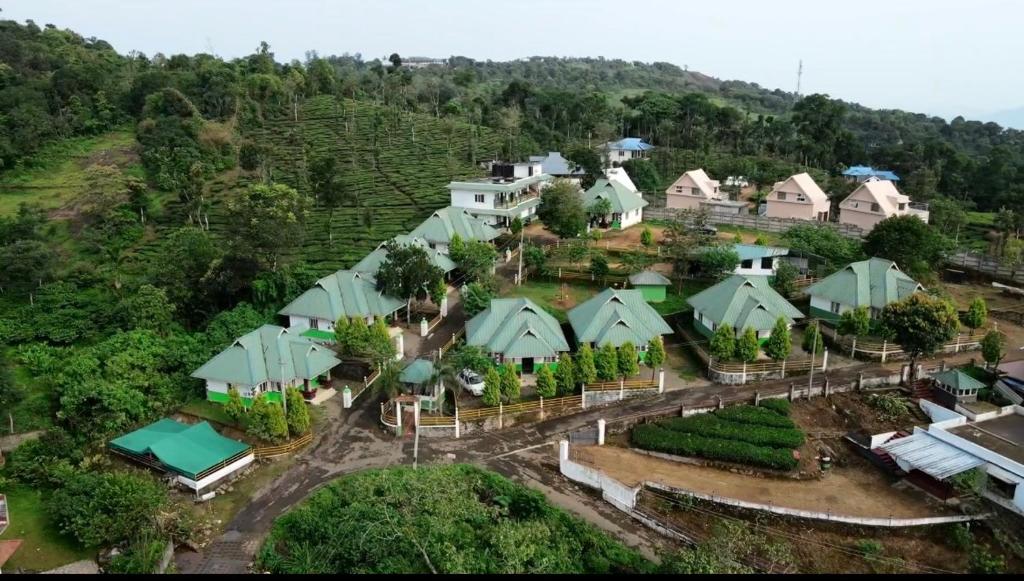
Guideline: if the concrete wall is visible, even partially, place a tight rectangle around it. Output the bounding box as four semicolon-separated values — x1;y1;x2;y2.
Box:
451;188;496;211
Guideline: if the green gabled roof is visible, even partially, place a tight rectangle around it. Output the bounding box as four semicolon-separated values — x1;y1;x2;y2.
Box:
191;324;341;387
278;270;404;322
110;419;251;479
569;289;673;347
400;359;435;385
466;298;569;358
628;270;671;287
353;235;458;275
687;275;804;332
932;369;985;392
805;257;922;310
408;206;501;245
582;179;649;214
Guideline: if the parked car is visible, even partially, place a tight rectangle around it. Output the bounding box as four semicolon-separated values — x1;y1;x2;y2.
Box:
457;369;486;396
700;224;718;236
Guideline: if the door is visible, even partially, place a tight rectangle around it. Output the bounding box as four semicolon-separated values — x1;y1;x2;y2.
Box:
522;358;534;374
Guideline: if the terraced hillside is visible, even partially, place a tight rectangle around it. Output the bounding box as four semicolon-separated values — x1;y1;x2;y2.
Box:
172;96;504;273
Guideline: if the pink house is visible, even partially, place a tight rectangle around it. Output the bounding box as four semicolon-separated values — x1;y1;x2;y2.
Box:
838;178;929;232
665;169;722;210
764;173;831;222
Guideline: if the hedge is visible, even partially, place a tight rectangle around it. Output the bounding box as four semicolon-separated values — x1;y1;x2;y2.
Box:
631;424;798;471
757;398;791;417
713;405;796;429
658;415;805;449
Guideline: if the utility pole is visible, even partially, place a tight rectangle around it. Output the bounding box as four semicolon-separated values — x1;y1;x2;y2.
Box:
516;226;524;286
807;319;818;396
796;59;803;97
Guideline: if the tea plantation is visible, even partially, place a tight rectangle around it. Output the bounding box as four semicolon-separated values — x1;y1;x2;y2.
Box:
155;96;504;274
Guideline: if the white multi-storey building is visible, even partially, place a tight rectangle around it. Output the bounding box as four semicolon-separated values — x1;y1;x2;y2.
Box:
447;161;553;228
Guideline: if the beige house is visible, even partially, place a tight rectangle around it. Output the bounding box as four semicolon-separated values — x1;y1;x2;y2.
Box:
837;178;929;232
666;169;720;210
764;173;831;221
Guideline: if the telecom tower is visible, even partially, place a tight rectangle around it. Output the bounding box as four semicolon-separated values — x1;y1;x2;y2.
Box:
796;60;803;96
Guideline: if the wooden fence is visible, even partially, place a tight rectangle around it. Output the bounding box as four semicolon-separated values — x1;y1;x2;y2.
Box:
643;208;866;239
253;431;314;459
455;394;584;423
821;324;988;362
948;251;1024;285
427;311;444;333
539;268;629;286
439;328;465;358
584;378;659;392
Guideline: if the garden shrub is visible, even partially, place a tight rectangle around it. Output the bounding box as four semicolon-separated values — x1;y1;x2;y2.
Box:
631;424;798;471
657;415;805;449
713;405;797;429
757;398;791;416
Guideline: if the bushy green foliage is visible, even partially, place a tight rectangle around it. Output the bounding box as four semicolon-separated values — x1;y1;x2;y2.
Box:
376;239;446;303
645;336;666;371
866;393;911;422
837;306;871;338
556;353;576;395
500;364;521;403
537;180;587;239
864;215;950;278
617;342;640;377
47;468;168;547
735;327;760;362
595;343;619;381
770;260;798;297
482;367;502;407
709;325;736;361
590;253;610;278
247;394;288;443
783;224;863;268
762;318;791;362
713;405;797;429
968;546;1006;574
880;293;960;363
657;414;805;449
108;535;169;574
575;343;597;385
462;282;494;317
694;246;740;280
757;398;792;417
640;227;654;247
256;465;652;573
225;386;246;422
802;322;824;354
964;297;988;332
535;365;556;398
286;387;311;436
631;424;798;471
981;330;1007;367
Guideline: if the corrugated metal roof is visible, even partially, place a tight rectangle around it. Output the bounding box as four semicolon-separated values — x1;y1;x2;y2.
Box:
568;289;673;347
805;258;922;310
687;275;804;332
278;270;405;322
932;369;986;392
466;298;569;358
629;270;671;286
842;165;901;181
733;244;790;261
408;206;501;245
400;359;435;385
608;138;653;151
353;235;457;275
582;178;648;214
881;432;984;480
192;325;341;386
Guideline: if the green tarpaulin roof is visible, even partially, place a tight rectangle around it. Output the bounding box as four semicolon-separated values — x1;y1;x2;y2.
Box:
110;419;251;479
687;275;804;332
466;298;569;359
805;257;922;310
568;288;673;347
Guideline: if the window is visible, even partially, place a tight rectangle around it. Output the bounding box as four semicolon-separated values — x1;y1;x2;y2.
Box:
474;194;485;204
675;186;683;193
797;195;806;202
898;203;906;211
761;257;773;269
693;187;702;196
741;259;753;269
871;202;881;212
830;302;841;314
777;192;787;201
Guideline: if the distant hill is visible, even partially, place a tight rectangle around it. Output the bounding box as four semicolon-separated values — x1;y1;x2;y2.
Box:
980;106;1024;130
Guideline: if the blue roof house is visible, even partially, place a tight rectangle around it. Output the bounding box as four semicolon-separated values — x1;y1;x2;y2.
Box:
605;137;653;165
842;165;901;183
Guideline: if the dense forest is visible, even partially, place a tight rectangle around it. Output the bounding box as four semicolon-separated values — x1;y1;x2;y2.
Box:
0;16;1023;572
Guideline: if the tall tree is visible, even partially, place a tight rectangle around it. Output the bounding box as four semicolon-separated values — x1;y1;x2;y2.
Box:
963;297;988;333
499;364;520;403
645;336;666;379
880;294;961;379
709;325;736;361
285;387;311;436
981;330;1006;371
226;183;311;270
537;179;587;239
762;318;792;362
482;367;502;407
376;240;445;312
535;365;556;398
556;353;576;395
618;342;640;378
863;215;950;278
595;343;619;381
574;344;597;385
735;327;760;363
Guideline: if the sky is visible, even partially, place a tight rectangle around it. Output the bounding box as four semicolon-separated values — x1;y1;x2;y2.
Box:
3;0;1020;124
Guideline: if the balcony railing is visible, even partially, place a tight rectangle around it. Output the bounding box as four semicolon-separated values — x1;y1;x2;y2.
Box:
494;191;540;209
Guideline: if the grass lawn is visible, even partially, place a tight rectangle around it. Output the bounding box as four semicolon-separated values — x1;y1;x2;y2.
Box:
7;363;55;435
502;280;599;323
714;224;784;246
180;398;238;428
0;486;92;572
0;128;137;216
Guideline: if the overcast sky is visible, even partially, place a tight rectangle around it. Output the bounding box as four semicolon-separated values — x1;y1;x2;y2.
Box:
3;0;1019;122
